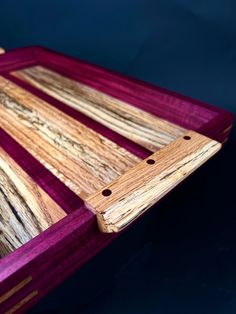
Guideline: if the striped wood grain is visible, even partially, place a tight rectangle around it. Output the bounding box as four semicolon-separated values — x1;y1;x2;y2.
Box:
86;131;221;232
0;77;140;200
12;66;187;152
0;148;66;257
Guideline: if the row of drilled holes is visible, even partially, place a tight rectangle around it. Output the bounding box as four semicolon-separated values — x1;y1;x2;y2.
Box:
102;135;191;197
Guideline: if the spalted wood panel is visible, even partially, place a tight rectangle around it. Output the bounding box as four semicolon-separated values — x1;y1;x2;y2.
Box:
86;131;221;232
12;66;187;152
0;148;66;257
0;77;140;200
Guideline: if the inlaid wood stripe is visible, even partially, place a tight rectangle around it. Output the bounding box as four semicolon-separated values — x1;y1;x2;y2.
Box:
0;276;32;304
0;148;66;257
223;125;232;134
0;76;140;200
11;66;187;152
4;290;38;314
5;72;150;160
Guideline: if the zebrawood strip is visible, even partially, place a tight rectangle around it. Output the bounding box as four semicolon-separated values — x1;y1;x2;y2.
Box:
86;131;221;232
0;77;140;199
0;148;66;257
12;66;187;152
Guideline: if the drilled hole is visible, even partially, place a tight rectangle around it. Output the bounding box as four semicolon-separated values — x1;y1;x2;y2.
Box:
146;159;155;165
183;135;191;140
102;189;112;197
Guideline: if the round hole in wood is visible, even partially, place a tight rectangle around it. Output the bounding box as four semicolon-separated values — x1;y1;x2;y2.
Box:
183;135;191;140
102;189;112;197
146;159;155;165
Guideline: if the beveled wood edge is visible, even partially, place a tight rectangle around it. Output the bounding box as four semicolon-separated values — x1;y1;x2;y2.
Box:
86;131;222;233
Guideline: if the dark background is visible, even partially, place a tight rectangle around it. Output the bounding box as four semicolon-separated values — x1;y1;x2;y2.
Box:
0;1;236;313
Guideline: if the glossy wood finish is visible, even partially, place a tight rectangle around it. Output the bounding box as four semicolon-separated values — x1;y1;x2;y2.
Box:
87;131;221;232
12;66;186;152
0;148;66;257
0;76;140;200
0;46;233;314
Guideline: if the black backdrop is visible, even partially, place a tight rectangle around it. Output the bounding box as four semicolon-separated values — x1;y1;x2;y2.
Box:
0;1;235;313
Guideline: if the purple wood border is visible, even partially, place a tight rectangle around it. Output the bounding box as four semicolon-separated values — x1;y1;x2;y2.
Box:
0;207;116;313
0;46;233;313
0;46;233;141
32;46;233;140
0;47;37;72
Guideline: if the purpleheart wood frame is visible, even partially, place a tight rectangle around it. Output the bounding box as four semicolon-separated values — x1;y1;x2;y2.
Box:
0;46;233;313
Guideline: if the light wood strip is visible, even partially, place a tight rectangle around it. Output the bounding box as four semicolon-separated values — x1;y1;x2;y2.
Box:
0;77;140;199
86;131;221;232
4;290;38;314
0;148;66;257
12;66;187;152
223;125;232;134
0;276;32;304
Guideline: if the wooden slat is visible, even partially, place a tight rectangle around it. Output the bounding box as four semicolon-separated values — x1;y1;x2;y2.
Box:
0;148;66;257
12;66;187;152
0;77;140;200
86;131;221;232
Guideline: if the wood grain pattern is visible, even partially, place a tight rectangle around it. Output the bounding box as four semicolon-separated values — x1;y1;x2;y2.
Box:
0;47;232;314
86;131;221;232
0;76;140;200
0;148;66;257
12;66;187;152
